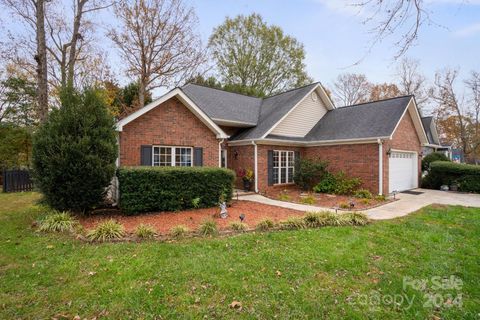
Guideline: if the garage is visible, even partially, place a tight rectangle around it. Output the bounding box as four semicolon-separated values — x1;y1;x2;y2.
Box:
388;151;418;192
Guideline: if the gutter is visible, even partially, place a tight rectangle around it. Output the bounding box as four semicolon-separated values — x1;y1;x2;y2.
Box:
252;141;259;193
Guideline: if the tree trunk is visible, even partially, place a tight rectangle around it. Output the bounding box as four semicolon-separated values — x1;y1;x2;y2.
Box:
138;78;145;108
35;0;48;122
66;0;86;89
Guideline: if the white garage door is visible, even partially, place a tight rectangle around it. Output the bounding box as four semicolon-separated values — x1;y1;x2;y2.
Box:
389;151;418;193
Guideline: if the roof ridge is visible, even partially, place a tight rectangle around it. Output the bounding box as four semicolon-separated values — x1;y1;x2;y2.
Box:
183;82;263;100
339;95;414;109
264;82;320;99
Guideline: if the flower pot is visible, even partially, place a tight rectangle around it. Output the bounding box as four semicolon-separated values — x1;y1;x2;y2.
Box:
243;180;251;191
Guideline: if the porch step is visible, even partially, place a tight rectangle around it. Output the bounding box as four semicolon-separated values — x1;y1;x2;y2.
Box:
234;189;256;197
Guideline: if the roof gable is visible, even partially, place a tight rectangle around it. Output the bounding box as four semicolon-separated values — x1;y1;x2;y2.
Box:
115;88;228;139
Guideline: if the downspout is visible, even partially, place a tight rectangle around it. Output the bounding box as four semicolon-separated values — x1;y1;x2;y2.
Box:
378;138;383;195
218;139;225;167
113;132;120;206
251;141;258;193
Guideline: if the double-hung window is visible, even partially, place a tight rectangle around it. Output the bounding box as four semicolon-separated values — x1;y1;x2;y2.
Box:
273;150;295;184
153;146;192;167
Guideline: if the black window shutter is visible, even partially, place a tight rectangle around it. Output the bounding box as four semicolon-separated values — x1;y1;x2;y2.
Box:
194;147;203;166
294;151;300;173
140;145;152;166
267;150;274;186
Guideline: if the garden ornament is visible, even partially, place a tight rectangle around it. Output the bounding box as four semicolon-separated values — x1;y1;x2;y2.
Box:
220;202;228;218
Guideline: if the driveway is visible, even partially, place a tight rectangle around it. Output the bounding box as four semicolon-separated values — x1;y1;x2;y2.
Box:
238;189;480;220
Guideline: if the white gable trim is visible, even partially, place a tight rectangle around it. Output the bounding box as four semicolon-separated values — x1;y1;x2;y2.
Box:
389;97;428;144
261;83;335;139
115;88;228;139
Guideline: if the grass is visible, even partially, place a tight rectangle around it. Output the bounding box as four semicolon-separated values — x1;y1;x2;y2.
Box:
1;192;479;319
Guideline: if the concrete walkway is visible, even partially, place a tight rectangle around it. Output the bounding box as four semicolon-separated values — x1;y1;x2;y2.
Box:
238;189;480;220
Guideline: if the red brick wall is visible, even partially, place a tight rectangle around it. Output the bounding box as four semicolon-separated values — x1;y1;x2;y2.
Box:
382;110;422;194
304;143;380;194
119;97;219;167
227;145;255;189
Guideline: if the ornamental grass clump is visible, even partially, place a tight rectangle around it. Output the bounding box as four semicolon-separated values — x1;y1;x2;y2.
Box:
198;219;218;236
256;219;275;231
87;220;125;242
343;212;370;226
280;217;307;230
230;222;248;232
134;224;156;239
303;211;330;228
38;211;78;233
170;225;190;238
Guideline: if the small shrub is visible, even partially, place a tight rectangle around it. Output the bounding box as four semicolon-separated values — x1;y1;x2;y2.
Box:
354;189;373;199
304;211;330;228
360;198;371;205
313;172;337;193
170;225;190;238
343;212;370;226
192;197;201;209
293;159;328;190
278;191;291;201
230;222;247;232
300;194;316;205
38;211;78;233
87;220;125;242
198;219;218;236
339;202;350;209
256;219;275;231
375;194;387;201
422;152;449;171
280;217;306;230
135;224;156;239
314;171;362;195
333;172;362;195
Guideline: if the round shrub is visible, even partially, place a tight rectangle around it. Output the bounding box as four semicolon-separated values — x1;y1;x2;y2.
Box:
32;89;117;212
421;152;449;171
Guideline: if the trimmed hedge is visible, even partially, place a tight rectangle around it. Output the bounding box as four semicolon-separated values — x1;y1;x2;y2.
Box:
422;161;480;193
421;152;449;171
118;166;235;214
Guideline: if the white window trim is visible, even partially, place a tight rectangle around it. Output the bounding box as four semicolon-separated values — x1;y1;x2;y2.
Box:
152;145;193;167
273;150;295;185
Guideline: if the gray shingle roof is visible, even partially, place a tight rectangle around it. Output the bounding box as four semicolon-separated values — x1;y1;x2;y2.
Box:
303;96;412;141
181;83;414;143
181;84;261;125
228;83;320;140
421;116;439;145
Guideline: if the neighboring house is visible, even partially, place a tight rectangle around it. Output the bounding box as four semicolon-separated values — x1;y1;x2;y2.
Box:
116;82;429;195
421;116;452;159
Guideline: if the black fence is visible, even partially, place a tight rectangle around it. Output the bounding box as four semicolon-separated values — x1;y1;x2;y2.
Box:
2;169;33;192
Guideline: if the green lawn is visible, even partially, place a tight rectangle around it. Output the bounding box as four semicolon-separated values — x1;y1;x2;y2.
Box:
1;192;479;319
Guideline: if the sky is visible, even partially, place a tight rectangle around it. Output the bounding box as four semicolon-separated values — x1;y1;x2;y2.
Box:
1;0;479;103
189;0;480;91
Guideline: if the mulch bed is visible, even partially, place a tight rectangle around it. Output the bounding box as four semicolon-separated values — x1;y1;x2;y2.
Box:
265;186;393;210
80;200;304;235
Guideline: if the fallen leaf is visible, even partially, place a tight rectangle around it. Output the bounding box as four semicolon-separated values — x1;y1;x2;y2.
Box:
229;301;242;310
276;270;282;277
88;271;96;276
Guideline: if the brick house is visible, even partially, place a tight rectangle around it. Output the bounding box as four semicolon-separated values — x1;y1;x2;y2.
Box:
116;82;429;195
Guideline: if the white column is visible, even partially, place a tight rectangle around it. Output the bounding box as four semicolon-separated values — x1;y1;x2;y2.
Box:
253;141;258;193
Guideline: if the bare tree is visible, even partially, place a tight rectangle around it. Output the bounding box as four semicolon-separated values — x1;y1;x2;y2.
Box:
432;68;480;162
332;73;372;106
109;0;206;107
351;0;428;59
465;71;480;161
395;57;429;109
